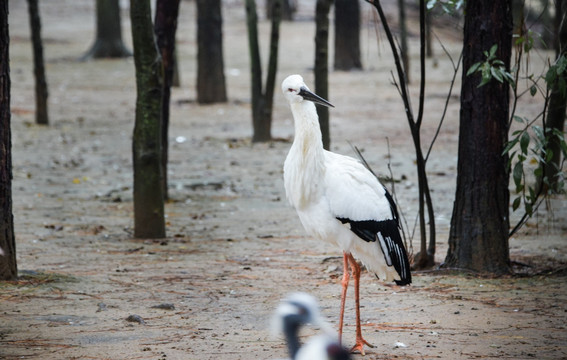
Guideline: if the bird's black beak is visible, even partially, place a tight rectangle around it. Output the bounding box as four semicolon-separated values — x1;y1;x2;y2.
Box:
299;87;334;108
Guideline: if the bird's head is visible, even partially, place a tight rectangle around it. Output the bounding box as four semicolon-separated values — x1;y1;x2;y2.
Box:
273;292;336;337
281;74;334;108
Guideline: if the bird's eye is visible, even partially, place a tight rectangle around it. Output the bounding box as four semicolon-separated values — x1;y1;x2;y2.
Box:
288;88;295;93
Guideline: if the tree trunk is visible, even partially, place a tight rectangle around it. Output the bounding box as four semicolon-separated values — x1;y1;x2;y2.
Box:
398;0;409;82
245;0;266;142
197;0;227;104
425;4;433;59
0;0;17;280
130;0;166;239
83;0;131;59
27;0;48;125
334;0;362;70
155;0;180;201
541;0;566;193
246;0;281;143
445;0;512;275
263;0;282;132
266;0;294;21
315;0;333;150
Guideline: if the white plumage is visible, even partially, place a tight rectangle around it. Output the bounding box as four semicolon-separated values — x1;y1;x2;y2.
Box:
281;74;411;354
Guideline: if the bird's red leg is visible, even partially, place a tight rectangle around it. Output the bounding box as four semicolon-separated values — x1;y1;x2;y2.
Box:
348;253;375;355
338;252;350;345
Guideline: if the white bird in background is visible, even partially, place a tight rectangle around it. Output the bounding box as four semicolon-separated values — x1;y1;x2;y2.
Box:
274;292;351;360
281;74;412;355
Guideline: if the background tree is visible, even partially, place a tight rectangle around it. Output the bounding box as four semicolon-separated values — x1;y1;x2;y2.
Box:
197;0;227;104
83;0;131;59
27;0;48;125
444;0;513;274
245;0;282;142
0;0;17;280
334;0;362;70
266;0;295;21
398;0;409;82
540;0;566;193
366;0;438;269
155;0;180;200
315;0;333;150
130;0;166;239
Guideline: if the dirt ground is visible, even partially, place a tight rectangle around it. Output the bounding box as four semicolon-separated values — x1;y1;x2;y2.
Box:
2;1;566;359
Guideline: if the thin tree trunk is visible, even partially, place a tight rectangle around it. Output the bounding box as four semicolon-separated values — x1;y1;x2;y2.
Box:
315;0;333;150
197;0;227;104
0;0;17;280
83;0;131;59
398;0;409;82
334;0;362;71
130;0;165;239
247;0;281;142
263;0;282;129
27;0;48;125
445;0;512;274
425;5;433;58
155;0;180;200
245;0;266;142
266;0;294;21
366;0;436;269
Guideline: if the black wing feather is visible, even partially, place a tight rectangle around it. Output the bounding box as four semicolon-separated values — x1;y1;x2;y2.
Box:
337;217;411;285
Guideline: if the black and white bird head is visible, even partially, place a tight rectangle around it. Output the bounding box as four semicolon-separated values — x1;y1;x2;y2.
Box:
273;293;350;360
281;75;334;108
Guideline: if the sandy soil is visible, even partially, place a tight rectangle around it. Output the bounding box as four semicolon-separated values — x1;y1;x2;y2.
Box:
2;1;566;359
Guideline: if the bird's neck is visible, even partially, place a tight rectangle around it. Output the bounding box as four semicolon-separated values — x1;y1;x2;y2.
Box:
290;101;325;162
283;321;301;359
284;101;326;208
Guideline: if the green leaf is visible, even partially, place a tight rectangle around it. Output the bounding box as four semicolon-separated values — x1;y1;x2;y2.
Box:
426;0;437;10
533;126;545;142
502;138;519;155
520;131;530;154
489;44;498;58
545;149;554;162
491;67;504;83
529;85;537;96
528;186;536;202
466;62;482;76
512;196;521;211
545;67;557;85
513;115;524;123
525;202;533;216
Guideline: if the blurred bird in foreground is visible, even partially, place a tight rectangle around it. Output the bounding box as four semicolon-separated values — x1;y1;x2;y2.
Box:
273;293;351;360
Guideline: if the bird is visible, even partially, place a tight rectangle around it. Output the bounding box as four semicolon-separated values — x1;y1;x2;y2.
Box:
281;74;412;355
274;292;351;360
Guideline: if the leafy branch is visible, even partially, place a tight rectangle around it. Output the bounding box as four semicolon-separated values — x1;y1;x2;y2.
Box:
467;44;515;88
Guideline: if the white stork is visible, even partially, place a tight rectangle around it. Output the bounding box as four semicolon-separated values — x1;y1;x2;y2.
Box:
274;293;351;360
281;74;412;355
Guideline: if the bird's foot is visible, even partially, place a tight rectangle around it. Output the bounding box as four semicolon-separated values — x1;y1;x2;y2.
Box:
350;337;374;355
